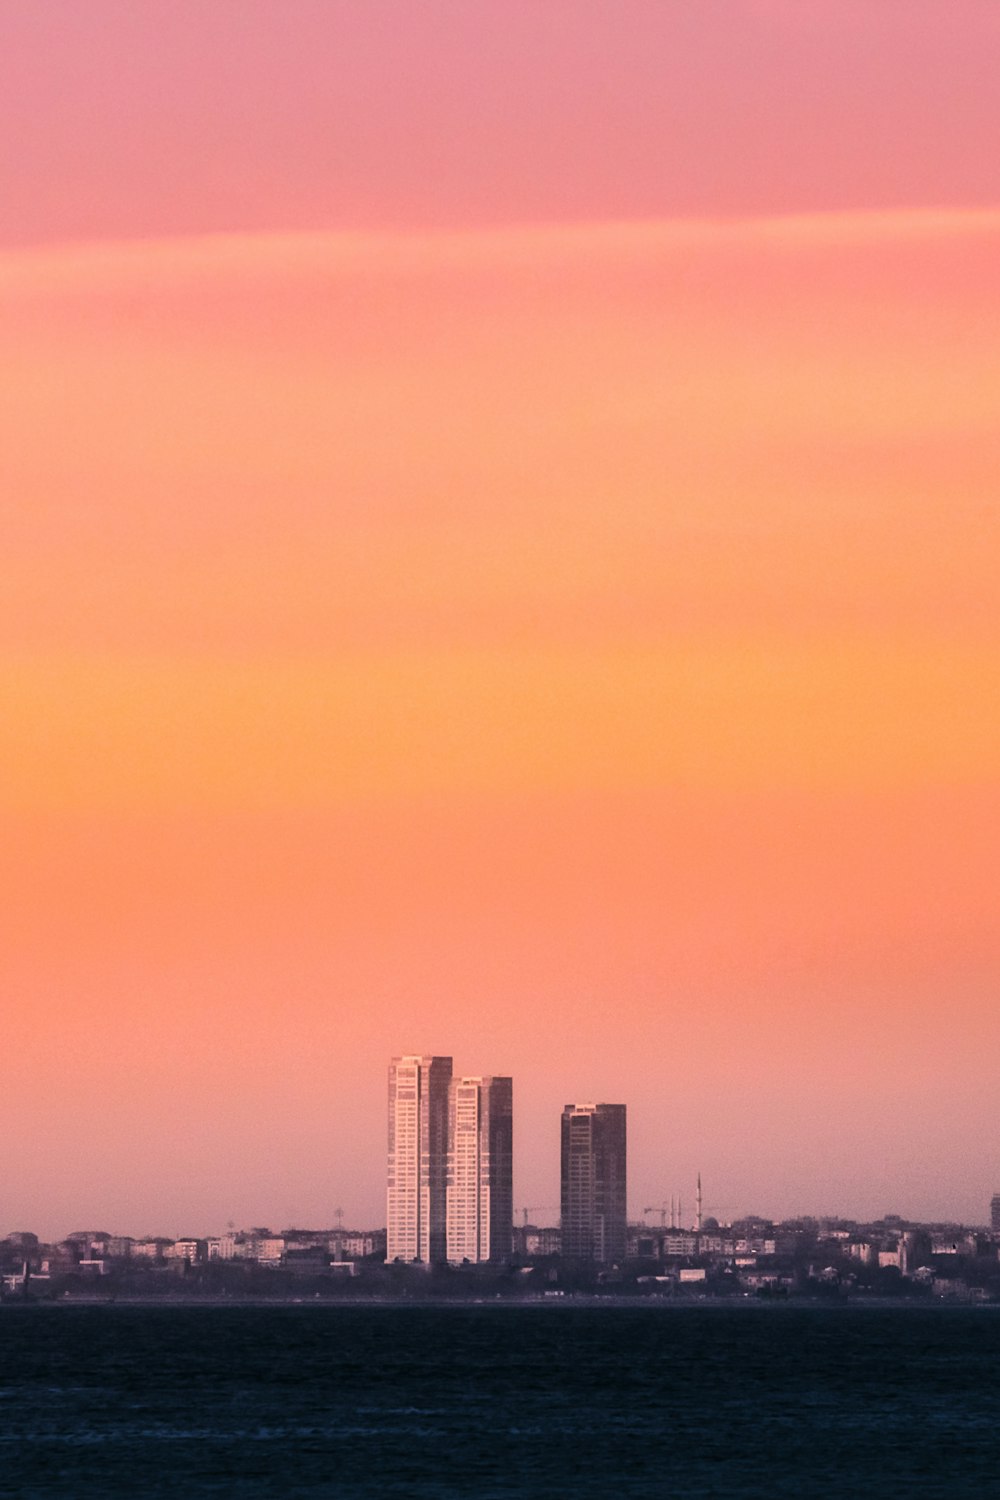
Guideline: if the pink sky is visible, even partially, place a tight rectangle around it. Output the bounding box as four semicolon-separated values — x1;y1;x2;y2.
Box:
4;1;1000;246
2;2;999;1238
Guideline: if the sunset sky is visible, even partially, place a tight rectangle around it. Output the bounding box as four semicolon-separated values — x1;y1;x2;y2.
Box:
3;0;999;1239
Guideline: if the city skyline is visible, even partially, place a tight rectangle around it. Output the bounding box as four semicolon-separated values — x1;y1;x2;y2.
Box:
8;1047;1000;1245
4;1;999;1241
15;1198;1000;1312
8;1015;1000;1241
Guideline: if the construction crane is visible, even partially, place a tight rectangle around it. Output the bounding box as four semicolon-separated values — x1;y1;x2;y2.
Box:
643;1197;685;1229
643;1175;711;1231
520;1206;559;1226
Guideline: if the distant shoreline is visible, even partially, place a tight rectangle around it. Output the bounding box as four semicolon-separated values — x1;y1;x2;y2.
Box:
4;1294;999;1311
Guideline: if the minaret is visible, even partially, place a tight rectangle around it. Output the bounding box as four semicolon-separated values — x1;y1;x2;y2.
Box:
696;1172;703;1233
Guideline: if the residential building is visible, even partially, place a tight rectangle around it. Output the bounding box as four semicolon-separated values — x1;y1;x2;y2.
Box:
131;1238;170;1260
387;1054;453;1264
560;1103;627;1263
330;1230;384;1260
699;1234;736;1256
663;1231;700;1258
446;1075;513;1264
522;1225;561;1257
164;1239;204;1264
207;1235;237;1261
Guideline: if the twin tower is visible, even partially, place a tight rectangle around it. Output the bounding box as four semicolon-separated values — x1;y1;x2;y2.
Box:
386;1055;627;1265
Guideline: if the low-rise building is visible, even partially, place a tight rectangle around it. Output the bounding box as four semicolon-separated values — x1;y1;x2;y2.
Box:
662;1232;699;1258
207;1235;237;1261
165;1239;204;1264
132;1239;172;1260
699;1235;736;1256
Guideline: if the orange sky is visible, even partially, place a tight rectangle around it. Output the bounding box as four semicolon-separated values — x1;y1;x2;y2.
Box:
3;3;999;1237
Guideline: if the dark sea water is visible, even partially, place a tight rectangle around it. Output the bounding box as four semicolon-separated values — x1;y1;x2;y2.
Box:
3;1303;1000;1497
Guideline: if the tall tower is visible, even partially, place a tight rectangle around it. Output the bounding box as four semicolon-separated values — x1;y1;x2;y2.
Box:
560;1103;627;1263
386;1055;452;1263
446;1076;513;1264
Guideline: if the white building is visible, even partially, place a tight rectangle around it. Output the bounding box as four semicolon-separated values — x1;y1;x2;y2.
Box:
387;1055;452;1264
333;1232;383;1260
663;1232;699;1257
207;1235;237;1261
132;1239;168;1260
446;1075;513;1264
165;1239;203;1263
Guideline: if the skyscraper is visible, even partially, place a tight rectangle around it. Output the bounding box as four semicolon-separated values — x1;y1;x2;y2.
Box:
560;1103;627;1263
991;1194;1000;1235
446;1075;513;1264
386;1055;452;1264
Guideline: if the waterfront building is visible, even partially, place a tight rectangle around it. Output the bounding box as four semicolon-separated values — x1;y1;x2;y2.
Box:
524;1225;561;1258
131;1238;170;1260
560;1103;627;1263
446;1075;513;1264
387;1054;453;1263
164;1238;205;1264
206;1235;237;1261
330;1230;385;1260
